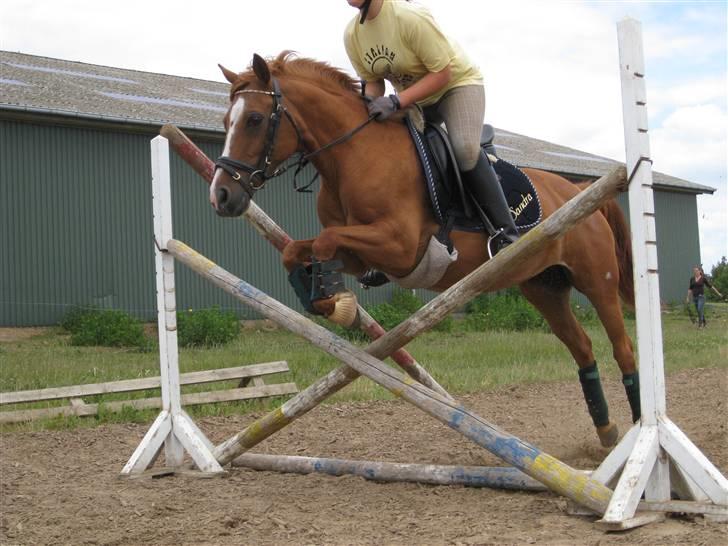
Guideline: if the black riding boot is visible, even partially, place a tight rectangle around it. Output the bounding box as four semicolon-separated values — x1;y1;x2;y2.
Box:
461;151;519;254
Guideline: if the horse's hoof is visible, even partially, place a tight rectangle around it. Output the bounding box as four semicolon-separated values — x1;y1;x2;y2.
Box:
326;291;359;328
596;422;619;448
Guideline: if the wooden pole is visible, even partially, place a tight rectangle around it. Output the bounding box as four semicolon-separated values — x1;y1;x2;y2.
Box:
0;362;290;405
166;164;626;514
233;453;548;491
2;383;298;424
168;233;613;513
159;124;451;400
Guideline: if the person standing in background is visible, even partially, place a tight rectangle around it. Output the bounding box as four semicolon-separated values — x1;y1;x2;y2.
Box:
686;266;723;328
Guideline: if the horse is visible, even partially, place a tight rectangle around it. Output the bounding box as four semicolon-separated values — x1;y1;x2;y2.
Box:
208;51;638;448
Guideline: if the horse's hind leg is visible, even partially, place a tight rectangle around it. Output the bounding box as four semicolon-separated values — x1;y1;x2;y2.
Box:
520;278;620;447
578;284;640;426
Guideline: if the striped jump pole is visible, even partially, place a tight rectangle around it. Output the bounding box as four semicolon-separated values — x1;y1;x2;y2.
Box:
159;124;451;401
163;163;627;515
233;453;548;491
167;239;612;513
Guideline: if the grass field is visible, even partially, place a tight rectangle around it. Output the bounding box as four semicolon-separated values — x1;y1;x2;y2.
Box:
1;303;726;432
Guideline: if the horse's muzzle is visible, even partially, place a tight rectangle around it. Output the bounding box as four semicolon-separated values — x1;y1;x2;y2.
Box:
210;183;251;217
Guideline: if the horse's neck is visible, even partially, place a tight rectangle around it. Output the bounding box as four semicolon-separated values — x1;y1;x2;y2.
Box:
285;81;378;189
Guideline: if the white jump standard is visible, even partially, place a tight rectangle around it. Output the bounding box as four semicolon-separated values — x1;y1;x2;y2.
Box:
590;18;728;529
121;137;223;476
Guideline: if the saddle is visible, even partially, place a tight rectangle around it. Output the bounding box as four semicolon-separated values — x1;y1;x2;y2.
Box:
405;119;542;243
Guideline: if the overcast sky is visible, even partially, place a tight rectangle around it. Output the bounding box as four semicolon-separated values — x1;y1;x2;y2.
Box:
2;0;726;270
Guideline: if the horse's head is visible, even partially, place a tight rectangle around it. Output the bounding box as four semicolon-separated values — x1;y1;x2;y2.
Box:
210;54;302;217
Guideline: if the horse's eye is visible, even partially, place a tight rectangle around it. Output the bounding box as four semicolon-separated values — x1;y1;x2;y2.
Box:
246;113;264;128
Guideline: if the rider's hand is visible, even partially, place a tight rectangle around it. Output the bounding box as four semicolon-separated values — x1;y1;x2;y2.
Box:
366;95;400;121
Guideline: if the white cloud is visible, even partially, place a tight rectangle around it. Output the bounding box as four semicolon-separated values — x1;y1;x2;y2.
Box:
661;104;727;137
651;104;727;175
649;76;727;119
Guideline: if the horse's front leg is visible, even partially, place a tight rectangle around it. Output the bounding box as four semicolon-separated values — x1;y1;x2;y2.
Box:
281;237;369;327
305;223;419;326
311;224;418;276
282;238;367;276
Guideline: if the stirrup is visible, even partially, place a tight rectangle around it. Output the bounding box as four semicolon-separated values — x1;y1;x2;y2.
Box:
486;229;518;259
358;268;390;289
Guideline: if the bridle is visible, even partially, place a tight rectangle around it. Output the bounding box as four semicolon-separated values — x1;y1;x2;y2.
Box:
214;77;374;198
214;79;298;198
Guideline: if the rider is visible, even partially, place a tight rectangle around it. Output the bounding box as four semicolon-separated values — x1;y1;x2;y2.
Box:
344;0;519;256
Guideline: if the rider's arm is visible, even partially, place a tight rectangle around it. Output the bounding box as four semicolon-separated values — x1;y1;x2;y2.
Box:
364;79;386;98
396;64;451;108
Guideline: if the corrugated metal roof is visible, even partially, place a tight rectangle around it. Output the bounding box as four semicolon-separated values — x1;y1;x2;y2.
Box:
0;50;226;131
0;50;715;194
490;128;714;194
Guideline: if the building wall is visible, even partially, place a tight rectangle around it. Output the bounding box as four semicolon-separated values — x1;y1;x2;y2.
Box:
0;119;701;326
0;119;397;326
615;191;700;304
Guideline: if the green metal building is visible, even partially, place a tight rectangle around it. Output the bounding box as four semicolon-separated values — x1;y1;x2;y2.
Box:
0;51;716;326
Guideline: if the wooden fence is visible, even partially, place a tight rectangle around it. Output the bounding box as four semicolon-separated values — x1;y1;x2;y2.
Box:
0;361;298;424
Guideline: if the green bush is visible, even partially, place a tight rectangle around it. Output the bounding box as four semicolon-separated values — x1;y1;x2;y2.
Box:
176;307;240;348
59;306;89;333
464;288;546;332
708;257;728;301
571;302;599;324
61;307;149;348
320;288;452;341
321;319;368;342
367;289;453;333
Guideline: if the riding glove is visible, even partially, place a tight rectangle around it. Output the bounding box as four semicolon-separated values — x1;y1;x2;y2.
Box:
366;94;401;120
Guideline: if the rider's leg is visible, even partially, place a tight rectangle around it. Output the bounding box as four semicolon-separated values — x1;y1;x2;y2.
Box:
432;85;518;252
461;152;519;251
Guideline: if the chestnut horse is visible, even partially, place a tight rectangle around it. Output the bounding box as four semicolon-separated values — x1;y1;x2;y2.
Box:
209;52;638;447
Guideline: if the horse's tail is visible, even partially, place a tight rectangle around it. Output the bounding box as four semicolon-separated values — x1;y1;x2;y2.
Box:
600;199;635;308
575;181;634;308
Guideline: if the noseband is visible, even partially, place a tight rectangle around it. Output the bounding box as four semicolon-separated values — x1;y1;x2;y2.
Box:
214;77;375;199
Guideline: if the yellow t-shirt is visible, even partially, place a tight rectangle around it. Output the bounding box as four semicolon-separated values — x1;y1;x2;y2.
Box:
344;0;483;107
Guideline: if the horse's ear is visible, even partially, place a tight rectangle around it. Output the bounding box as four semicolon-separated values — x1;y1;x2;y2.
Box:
218;64;239;85
252;54;271;84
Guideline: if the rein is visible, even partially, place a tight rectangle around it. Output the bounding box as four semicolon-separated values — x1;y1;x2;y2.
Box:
215;77;374;196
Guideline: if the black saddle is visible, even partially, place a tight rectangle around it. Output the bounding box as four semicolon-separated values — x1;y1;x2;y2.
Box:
406;119;542;238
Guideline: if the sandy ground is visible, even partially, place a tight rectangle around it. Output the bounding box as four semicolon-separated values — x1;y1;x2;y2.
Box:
1;367;726;546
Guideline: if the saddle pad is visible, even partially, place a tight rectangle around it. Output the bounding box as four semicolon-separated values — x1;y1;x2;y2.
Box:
494;159;542;232
406;118;542;234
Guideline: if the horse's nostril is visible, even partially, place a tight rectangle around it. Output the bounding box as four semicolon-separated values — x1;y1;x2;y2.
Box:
215;188;229;207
